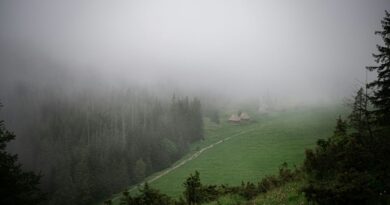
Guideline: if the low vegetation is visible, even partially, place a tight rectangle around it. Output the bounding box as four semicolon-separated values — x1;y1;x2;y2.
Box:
104;163;301;205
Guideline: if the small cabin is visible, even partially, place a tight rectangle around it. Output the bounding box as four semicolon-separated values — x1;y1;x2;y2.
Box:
228;112;250;123
228;114;241;123
240;112;250;121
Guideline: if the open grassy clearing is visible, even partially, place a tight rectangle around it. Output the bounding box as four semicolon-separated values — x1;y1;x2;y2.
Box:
109;105;345;204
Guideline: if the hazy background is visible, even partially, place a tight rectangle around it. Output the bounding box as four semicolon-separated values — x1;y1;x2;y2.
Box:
1;0;389;104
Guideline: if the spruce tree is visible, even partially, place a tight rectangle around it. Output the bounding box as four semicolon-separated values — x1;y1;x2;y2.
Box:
367;10;390;126
137;182;172;205
183;171;202;205
348;88;373;137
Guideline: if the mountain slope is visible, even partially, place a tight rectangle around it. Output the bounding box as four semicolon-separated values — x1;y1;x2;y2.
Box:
107;105;344;204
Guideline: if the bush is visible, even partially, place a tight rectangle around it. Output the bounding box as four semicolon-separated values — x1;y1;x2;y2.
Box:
302;117;390;204
239;182;257;200
119;183;174;205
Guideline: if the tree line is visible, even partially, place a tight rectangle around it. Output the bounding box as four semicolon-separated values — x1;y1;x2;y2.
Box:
0;89;204;205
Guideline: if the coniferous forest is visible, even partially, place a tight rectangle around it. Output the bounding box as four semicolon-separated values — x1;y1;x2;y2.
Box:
1;87;204;204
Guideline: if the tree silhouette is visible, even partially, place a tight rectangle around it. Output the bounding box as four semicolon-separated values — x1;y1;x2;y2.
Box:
183;171;202;205
367;10;390;126
303;12;390;201
0;103;46;204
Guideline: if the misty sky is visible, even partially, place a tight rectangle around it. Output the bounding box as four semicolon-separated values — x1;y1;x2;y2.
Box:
0;0;389;103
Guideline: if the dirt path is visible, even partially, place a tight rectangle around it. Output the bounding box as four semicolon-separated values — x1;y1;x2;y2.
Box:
109;128;256;204
128;128;255;192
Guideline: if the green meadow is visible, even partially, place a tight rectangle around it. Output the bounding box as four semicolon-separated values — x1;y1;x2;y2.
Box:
110;105;345;204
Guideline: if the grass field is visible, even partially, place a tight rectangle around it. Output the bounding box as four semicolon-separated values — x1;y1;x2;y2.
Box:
109;105;345;204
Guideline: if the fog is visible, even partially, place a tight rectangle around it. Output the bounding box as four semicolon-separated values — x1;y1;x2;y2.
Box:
1;0;389;104
1;2;390;204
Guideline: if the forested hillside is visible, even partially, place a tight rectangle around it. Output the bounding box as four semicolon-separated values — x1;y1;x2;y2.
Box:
1;86;204;205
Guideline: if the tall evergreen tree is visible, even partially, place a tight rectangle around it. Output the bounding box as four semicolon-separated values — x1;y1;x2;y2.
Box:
0;104;46;204
367;10;390;126
183;171;202;205
136;182;172;205
349;88;366;131
302;11;390;205
348;88;373;137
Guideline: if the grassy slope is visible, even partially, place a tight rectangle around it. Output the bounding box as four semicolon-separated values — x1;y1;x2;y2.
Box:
109;105;344;204
150;106;343;197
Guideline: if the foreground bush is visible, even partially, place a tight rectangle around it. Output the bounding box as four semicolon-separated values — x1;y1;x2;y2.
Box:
117;164;301;205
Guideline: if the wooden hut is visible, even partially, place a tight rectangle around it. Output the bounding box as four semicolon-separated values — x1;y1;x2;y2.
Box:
240;112;250;121
228;114;241;123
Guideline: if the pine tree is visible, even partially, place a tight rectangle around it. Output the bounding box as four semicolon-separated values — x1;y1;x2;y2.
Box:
303;117;367;204
119;190;135;205
0;104;46;204
183;171;202;205
303;89;390;204
332;116;347;141
367;10;390;126
137;182;172;205
348;88;373;137
349;88;365;131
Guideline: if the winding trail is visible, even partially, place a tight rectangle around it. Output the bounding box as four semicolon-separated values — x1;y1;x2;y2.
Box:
127;128;256;192
109;127;257;204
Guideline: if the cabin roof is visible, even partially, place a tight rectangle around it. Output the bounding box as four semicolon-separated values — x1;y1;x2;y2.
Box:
228;114;241;121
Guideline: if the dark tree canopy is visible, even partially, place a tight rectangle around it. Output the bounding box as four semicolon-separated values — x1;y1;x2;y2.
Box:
303;11;390;205
0;104;46;205
367;10;390;126
183;171;202;205
1;91;205;204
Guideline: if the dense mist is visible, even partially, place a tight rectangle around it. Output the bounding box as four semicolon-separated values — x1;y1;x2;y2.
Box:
1;0;388;103
1;1;390;205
